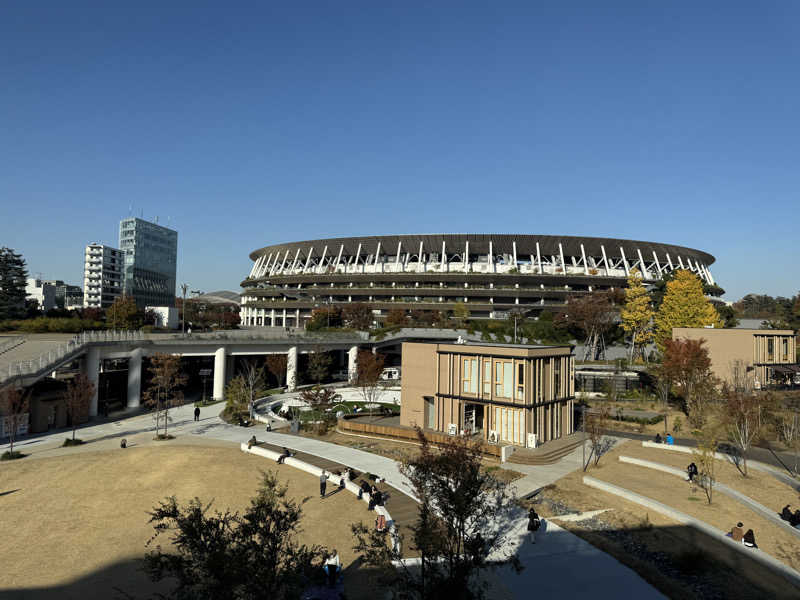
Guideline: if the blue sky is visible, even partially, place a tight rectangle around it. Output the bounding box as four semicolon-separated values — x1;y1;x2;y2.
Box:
1;1;798;301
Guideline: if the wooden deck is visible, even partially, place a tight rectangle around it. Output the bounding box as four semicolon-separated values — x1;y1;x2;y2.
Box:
256;441;420;557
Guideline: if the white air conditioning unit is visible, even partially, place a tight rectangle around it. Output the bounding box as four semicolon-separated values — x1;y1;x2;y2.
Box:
448;423;458;436
488;430;499;444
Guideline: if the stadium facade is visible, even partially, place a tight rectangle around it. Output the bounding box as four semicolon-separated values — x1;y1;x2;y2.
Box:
239;234;716;328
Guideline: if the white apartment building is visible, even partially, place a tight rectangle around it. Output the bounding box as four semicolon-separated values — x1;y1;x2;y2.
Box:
83;244;124;309
26;278;56;312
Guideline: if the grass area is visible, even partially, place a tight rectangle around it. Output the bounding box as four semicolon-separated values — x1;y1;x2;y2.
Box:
0;445;365;599
531;440;798;599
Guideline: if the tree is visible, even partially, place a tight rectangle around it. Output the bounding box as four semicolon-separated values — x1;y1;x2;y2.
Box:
356;350;385;412
410;309;437;328
240;361;267;420
385;308;408;327
722;373;765;477
299;385;341;408
715;304;739;328
661;338;717;428
451;302;470;327
266;354;288;388
692;421;722;505
0;385;28;458
106;295;139;330
583;405;611;470
557;290;618;361
306;306;341;330
621;269;654;363
143;353;187;438
62;373;95;442
144;471;327;600
774;401;800;475
307;347;332;384
341;303;373;330
653;270;722;352
352;429;520;600
0;247;28;320
224;376;249;423
648;363;673;434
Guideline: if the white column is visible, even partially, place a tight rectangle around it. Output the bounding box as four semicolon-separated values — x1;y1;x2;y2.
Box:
488;241;494;272
85;346;100;417
637;248;648;278
213;347;226;401
348;345;359;383
620;247;630;276
127;347;143;409
287;346;298;391
536;242;542;273
580;243;589;275
464;240;470;273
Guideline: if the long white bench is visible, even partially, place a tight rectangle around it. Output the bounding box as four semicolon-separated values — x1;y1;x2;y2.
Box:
619;456;800;541
241;442;400;552
583;475;800;590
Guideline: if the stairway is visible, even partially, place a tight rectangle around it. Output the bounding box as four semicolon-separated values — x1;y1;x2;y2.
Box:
506;434;584;465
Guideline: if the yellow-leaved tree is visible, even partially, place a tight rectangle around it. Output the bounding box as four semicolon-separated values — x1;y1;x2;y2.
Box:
621;269;654;362
654;270;722;352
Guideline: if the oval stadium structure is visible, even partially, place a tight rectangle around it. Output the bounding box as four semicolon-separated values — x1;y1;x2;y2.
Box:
240;234;716;328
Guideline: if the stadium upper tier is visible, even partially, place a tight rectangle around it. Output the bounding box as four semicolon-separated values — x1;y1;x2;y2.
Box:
239;234;716;327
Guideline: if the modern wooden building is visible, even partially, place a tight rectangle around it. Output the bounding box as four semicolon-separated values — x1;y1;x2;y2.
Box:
400;341;575;447
672;327;798;388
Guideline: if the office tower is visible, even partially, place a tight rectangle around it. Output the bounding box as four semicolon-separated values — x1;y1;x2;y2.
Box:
119;218;178;308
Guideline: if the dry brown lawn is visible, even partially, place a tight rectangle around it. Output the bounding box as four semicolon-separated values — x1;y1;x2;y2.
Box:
588;441;800;571
0;444;368;599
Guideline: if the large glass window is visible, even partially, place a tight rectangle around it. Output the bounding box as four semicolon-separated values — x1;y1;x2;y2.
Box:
503;361;513;398
516;362;525;400
782;338;789;361
767;338;774;361
462;358;478;394
554;359;562;399
483;360;491;396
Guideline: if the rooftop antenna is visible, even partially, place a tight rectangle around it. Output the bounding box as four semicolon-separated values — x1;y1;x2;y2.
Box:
128;204;132;216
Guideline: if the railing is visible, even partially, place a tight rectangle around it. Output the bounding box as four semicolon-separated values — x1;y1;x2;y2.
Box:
1;330;145;386
0;336;25;355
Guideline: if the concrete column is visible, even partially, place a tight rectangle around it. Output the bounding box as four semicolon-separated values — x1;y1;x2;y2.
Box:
213;347;226;401
85;346;100;417
287;346;298;391
127;347;143;409
348;345;359;383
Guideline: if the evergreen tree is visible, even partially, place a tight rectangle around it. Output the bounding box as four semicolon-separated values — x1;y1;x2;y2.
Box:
0;247;28;320
654;270;722;352
621;269;654;362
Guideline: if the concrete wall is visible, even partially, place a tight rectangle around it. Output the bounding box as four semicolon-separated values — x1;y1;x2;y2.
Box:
400;342;438;428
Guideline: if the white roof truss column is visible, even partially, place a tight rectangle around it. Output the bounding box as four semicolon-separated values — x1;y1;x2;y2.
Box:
677;256;685;269
249;255;262;278
441;241;447;269
333;244;344;272
262;253;275;277
536;242;542;273
354;243;362;273
317;246;327;274
418;241;424;272
666;253;674;271
464;241;470;273
488;241;494;272
652;250;662;276
619;247;630;276
303;246;314;272
600;245;610;276
512;241;517;268
278;249;291;274
636;248;647;278
580;243;589;275
375;241;382;272
290;248;301;273
558;243;566;275
703;265;715;285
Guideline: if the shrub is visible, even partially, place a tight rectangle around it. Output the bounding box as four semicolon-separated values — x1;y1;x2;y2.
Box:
673;416;683;433
1;450;26;460
62;438;84;447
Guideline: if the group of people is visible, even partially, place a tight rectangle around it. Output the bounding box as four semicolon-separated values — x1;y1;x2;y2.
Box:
780;504;800;528
358;480;384;511
727;522;758;548
654;432;675;445
319;469;350;499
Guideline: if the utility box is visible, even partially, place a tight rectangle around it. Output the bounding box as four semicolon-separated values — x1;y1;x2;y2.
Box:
146;306;179;329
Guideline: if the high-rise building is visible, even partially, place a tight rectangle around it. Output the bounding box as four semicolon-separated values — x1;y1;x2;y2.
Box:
119;218;178;308
83;244;124;309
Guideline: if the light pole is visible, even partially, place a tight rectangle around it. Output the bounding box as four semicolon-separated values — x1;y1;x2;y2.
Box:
180;283;188;335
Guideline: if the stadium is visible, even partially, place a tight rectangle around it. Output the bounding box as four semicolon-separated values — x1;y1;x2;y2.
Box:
239;234;716;328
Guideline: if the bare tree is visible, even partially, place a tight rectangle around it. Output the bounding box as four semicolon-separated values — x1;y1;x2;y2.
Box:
722;382;764;477
0;386;28;458
143;353;187;438
240;360;267;420
307;347;333;384
583;404;611;470
775;404;800;475
266;354;288;388
693;424;721;505
62;373;96;442
355;350;385;415
558;291;619;361
649;364;672;434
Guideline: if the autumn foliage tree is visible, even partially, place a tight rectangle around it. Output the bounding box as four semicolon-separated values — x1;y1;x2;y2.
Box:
62;373;96;443
266;354;288;388
661;338;717;428
385;308;408;327
341;303;373;330
143;353;187;438
356;350;386;412
106;295;139;330
653;270;722;353
621;269;654;362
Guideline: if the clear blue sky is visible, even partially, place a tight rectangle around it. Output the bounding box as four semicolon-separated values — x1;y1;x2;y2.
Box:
2;1;798;301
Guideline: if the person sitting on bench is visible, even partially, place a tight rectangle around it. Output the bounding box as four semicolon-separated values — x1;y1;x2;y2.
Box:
728;522;744;542
742;529;758;548
276;447;291;464
654;433;662;444
781;504;793;522
792;509;800;528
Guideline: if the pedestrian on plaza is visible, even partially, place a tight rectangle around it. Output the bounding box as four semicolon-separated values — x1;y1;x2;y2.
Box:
742;529;758;548
339;472;346;492
666;433;674;445
686;462;698;482
277;446;291;464
194;406;201;421
320;470;329;498
527;508;541;544
324;549;341;587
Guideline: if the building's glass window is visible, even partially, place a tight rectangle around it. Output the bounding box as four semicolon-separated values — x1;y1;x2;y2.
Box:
503;361;513;398
767;338;774;361
483;360;491;396
462;358;477;394
782;338;789;361
554;359;562;399
495;362;503;397
516;362;525;400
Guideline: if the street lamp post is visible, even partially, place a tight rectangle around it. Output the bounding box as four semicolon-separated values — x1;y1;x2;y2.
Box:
180;283;188;335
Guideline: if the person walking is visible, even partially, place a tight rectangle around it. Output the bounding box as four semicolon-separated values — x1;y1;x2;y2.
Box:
320;470;329;499
194;406;201;422
527;508;541;544
687;462;698;482
324;549;341;587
